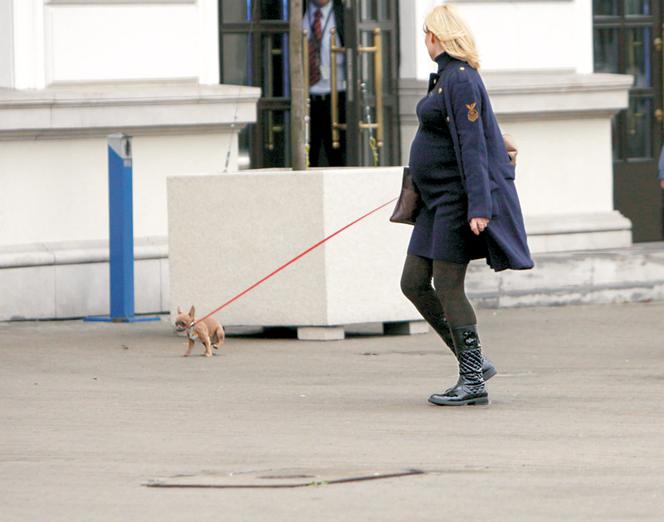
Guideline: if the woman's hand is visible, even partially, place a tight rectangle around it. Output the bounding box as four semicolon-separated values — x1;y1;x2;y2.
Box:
469;217;490;236
660;179;664;189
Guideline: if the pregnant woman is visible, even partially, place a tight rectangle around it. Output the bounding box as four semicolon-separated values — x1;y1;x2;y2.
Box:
401;5;534;406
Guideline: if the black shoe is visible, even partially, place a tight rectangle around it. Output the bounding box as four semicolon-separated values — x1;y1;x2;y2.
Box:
428;388;488;406
429;325;488;406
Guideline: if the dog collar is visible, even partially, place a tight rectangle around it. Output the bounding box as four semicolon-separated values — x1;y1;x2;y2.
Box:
186;323;196;341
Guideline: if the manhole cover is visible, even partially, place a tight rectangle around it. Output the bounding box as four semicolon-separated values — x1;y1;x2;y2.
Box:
146;468;426;489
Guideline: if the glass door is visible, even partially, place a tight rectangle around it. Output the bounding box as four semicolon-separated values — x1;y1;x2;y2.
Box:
219;0;291;169
341;0;400;166
219;0;401;169
594;0;664;242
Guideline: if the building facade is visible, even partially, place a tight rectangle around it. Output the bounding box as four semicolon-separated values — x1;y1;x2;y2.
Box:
0;0;659;320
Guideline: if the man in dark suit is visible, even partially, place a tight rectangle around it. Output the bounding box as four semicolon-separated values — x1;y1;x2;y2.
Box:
303;0;347;167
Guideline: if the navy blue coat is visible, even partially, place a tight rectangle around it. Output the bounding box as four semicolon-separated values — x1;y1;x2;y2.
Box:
432;54;534;272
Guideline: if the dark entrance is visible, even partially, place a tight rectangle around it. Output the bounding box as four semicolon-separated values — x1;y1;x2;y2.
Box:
336;0;400;167
593;0;664;242
218;0;400;169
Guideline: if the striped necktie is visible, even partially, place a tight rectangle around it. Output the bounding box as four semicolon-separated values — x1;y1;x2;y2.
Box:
308;9;323;86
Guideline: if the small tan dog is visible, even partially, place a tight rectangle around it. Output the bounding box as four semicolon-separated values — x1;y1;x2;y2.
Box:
174;306;225;357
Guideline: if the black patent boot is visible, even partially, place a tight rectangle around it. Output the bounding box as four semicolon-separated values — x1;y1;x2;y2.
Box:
431;316;497;385
442;352;496;393
429;325;489;406
400;277;496;380
439;319;496;394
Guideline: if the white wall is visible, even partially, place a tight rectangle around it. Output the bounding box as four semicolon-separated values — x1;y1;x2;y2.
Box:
0;132;235;246
0;0;14;87
12;0;46;88
401;0;593;79
8;0;220;88
500;117;614;216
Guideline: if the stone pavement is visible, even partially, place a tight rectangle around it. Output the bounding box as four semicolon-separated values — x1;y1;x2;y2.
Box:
1;302;663;521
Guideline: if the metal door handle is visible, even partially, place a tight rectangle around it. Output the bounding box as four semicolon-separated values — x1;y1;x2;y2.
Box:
330;28;347;149
266;117;284;151
303;30;310;101
266;38;275;150
357;28;384;149
628;111;645;136
265;38;284;151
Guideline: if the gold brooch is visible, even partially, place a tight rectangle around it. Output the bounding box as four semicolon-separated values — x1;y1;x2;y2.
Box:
465;102;479;122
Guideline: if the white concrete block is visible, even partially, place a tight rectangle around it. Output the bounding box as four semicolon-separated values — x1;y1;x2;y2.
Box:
322;171;420;325
167;168;421;329
297;327;345;342
168;171;328;326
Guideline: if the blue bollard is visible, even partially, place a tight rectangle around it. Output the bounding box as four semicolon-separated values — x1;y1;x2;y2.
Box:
85;134;159;323
109;133;135;320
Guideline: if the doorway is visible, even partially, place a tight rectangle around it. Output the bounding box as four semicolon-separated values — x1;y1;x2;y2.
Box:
593;0;664;242
218;0;400;169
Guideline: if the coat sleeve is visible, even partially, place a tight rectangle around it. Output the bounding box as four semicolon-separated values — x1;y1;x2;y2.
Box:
448;69;492;220
658;145;664;180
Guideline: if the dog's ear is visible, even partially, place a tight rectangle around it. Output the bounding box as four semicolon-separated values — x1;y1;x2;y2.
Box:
177;306;182;314
188;305;195;318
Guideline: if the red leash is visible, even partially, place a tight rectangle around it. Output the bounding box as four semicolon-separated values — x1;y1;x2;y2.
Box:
193;197;398;326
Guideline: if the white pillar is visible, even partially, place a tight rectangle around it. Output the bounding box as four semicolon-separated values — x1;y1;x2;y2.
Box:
11;0;46;89
398;0;437;81
197;0;220;85
0;0;14;88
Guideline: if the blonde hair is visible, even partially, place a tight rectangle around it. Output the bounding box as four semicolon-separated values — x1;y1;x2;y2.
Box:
424;4;480;70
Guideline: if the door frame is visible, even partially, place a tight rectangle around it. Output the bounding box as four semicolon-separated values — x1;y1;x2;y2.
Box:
218;0;401;169
593;1;664;242
343;0;401;167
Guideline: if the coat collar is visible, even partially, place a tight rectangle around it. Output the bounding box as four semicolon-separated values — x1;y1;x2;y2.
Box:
427;53;455;92
435;52;455;73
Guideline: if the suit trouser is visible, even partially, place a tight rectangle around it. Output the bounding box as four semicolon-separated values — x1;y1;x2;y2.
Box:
309;92;347;167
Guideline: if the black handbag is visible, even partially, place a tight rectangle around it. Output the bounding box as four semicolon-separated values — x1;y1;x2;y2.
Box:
390;167;422;225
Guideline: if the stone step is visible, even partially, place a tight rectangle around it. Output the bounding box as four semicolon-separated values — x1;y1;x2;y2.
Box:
466;241;664;308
